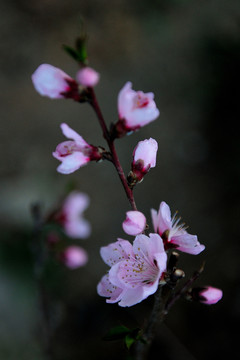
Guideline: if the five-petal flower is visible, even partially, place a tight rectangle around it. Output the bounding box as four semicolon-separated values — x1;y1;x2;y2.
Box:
97;233;167;307
53;123;102;174
151;201;205;255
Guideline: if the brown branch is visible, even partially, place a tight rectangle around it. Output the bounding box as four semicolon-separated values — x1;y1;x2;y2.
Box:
88;87;137;211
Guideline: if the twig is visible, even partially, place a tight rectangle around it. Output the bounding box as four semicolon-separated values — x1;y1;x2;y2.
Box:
88;88;137;211
31;203;54;360
135;262;205;360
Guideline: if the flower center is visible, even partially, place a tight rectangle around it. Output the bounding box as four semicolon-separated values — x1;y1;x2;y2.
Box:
162;212;187;242
120;250;159;288
133;92;149;109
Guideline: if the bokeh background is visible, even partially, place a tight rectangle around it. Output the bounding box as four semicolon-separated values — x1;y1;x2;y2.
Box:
0;0;239;359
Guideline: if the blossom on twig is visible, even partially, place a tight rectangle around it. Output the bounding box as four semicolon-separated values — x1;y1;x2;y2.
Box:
32;64;78;99
97;234;167;307
128;138;158;186
151;201;205;254
53;123;102;174
112;82;160;138
54;191;91;239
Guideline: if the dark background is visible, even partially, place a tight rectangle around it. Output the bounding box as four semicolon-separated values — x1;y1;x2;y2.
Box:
0;0;239;359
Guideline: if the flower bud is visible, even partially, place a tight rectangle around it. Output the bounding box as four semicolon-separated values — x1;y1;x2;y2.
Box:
76;67;100;87
133;138;158;171
128;138;158;186
190;286;223;305
122;211;146;236
60;246;88;269
32;64;78;99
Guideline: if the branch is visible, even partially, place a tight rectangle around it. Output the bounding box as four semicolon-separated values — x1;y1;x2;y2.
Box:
88;88;137;211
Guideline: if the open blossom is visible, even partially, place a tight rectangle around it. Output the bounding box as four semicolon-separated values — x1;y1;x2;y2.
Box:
151;201;205;255
32;64;78;99
116;82;159;134
76;67;100;87
122;211;146;236
53;123;102;174
56;191;91;239
191;286;223;305
60;246;88;269
97;233;167;307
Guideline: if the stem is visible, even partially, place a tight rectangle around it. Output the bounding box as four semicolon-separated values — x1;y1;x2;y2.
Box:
164;262;205;314
135;287;164;360
88;88;137;210
135;262;205;360
31;204;53;360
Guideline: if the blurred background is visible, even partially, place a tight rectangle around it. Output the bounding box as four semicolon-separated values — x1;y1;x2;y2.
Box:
0;0;239;359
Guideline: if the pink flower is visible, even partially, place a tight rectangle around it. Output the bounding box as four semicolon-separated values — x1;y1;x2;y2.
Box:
151;201;205;255
53;123;102;174
57;191;91;239
122;211;146;236
191;286;223;305
76;67;100;87
60;246;88;269
97;233;167;307
32;64;78;99
117;82;159;133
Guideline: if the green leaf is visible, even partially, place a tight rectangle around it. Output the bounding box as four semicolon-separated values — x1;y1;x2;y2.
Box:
103;325;130;341
75;36;88;64
62;45;79;61
125;334;136;350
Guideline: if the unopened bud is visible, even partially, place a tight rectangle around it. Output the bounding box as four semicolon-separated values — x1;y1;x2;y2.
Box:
122;211;146;236
60;246;88;269
76;67;100;87
189;286;223;305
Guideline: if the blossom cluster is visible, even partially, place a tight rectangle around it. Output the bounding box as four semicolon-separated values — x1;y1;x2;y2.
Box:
97;201;208;307
47;191;90;269
32;59;222;309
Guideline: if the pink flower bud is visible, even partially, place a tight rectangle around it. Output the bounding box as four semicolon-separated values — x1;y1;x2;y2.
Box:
133;138;158;171
60;246;88;269
53;123;102;174
122;211;146;236
128;138;158;186
116;82;160;135
192;286;223;305
32;64;78;99
76;67;100;87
